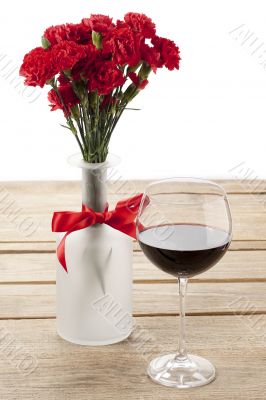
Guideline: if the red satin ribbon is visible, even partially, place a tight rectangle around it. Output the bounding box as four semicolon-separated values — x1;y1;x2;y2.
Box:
52;193;143;272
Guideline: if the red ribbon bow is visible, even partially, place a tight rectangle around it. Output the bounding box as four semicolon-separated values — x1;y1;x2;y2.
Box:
52;193;143;272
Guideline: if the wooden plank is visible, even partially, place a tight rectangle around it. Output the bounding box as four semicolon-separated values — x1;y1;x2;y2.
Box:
0;316;265;399
218;240;266;251
1;250;266;284
1;239;266;253
0;282;265;318
0;188;266;242
1;179;266;194
0;241;54;253
0;179;266;241
132;250;266;283
110;178;266;194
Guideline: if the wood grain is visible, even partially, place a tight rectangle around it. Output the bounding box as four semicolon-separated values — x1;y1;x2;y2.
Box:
2;179;266;194
0;281;265;319
1;239;266;253
0;316;265;400
0;250;266;284
0;181;266;242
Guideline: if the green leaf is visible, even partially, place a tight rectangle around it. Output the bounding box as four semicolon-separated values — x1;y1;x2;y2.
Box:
72;81;88;103
122;84;140;103
128;62;142;73
60;124;71;130
89;91;98;109
139;62;152;80
41;36;51;49
71;105;80;120
92;31;102;50
45;77;55;86
63;69;71;78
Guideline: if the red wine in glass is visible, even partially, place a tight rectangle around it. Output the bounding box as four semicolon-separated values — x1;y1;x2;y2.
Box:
139;224;231;278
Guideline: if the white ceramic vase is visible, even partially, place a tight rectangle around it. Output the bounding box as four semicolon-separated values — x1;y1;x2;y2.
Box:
56;154;133;345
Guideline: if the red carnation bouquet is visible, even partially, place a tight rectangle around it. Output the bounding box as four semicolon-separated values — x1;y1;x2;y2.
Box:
20;13;180;163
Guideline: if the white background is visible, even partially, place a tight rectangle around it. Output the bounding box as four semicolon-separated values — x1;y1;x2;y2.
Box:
1;0;266;181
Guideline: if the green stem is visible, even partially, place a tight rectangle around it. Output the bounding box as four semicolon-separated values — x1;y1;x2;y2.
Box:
52;82;85;158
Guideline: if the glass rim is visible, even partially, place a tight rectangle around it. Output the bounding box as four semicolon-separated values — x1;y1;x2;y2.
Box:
145;177;226;192
138;177;229;209
140;177;228;206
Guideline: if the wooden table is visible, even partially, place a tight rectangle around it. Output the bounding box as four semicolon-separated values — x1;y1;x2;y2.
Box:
0;180;266;399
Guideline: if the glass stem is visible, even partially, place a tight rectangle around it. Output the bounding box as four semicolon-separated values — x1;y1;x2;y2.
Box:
177;277;188;359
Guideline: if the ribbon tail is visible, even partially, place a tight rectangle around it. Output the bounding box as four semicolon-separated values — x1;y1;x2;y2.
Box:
56;232;68;272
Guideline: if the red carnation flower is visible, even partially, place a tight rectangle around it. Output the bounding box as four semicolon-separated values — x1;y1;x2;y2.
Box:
48;84;80;116
66;23;92;44
128;72;148;89
19;47;55;87
44;23;92;46
51;41;87;73
87;60;125;95
82;14;114;33
124;13;156;39
140;43;161;72
152;36;180;70
103;23;141;67
43;24;69;46
71;43;97;80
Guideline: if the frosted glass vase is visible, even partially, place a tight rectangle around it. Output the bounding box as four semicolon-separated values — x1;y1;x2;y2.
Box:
56;154;133;345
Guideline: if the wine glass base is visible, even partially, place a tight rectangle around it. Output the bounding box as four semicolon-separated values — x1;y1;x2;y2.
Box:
147;353;215;389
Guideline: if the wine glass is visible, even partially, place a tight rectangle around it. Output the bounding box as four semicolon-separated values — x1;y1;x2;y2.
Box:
136;178;232;389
